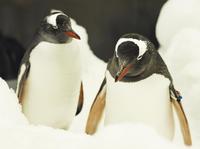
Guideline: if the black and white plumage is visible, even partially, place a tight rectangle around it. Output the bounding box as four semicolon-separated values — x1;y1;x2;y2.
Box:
16;10;83;129
86;33;192;145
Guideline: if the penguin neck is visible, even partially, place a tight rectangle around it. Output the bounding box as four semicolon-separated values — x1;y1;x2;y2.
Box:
33;29;72;45
28;29;80;60
33;39;79;55
154;52;173;83
27;30;75;53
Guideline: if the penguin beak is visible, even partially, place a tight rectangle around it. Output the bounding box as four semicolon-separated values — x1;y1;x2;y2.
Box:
115;63;133;82
65;30;81;40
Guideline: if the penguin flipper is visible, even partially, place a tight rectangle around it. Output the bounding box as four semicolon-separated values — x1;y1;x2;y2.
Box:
170;89;192;146
75;82;84;116
16;62;30;104
85;78;106;135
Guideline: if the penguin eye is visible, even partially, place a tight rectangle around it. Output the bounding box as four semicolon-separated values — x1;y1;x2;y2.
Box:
137;55;143;60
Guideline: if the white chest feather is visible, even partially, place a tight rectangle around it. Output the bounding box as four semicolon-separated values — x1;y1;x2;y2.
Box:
22;41;81;129
105;71;174;139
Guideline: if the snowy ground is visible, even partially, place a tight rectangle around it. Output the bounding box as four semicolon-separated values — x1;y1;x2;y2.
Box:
1;0;200;148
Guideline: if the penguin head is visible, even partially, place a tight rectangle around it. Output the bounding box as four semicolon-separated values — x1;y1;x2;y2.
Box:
39;9;80;43
114;33;155;82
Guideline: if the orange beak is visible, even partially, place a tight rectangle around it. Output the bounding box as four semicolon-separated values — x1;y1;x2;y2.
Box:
115;63;133;82
65;31;81;40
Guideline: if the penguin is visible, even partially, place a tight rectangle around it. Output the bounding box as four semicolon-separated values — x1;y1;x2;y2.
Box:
16;9;84;129
85;33;192;145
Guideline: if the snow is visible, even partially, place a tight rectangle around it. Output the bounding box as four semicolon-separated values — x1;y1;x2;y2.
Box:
156;0;200;50
1;3;200;148
0;78;28;126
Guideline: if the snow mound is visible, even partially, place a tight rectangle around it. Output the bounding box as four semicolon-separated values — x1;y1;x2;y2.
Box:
156;0;200;49
0;78;28;126
165;28;200;74
96;123;182;149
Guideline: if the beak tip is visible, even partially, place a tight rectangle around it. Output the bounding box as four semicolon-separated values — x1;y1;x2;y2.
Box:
65;31;81;40
114;76;119;82
115;63;132;82
77;36;81;40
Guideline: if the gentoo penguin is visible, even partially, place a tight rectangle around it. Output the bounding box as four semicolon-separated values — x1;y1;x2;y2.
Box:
16;10;84;129
85;33;192;145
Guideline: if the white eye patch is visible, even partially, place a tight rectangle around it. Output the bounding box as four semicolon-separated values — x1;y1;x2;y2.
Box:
50;9;63;14
46;10;67;29
115;38;147;59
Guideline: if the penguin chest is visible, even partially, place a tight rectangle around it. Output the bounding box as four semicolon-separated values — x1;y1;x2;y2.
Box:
105;71;174;139
22;41;81;129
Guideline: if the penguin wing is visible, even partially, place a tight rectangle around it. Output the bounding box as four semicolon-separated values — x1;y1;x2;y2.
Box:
170;88;192;146
85;78;106;135
75;82;84;115
16;61;30;103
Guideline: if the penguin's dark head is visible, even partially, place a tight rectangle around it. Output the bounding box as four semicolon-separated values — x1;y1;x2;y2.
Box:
114;33;155;82
40;9;80;43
